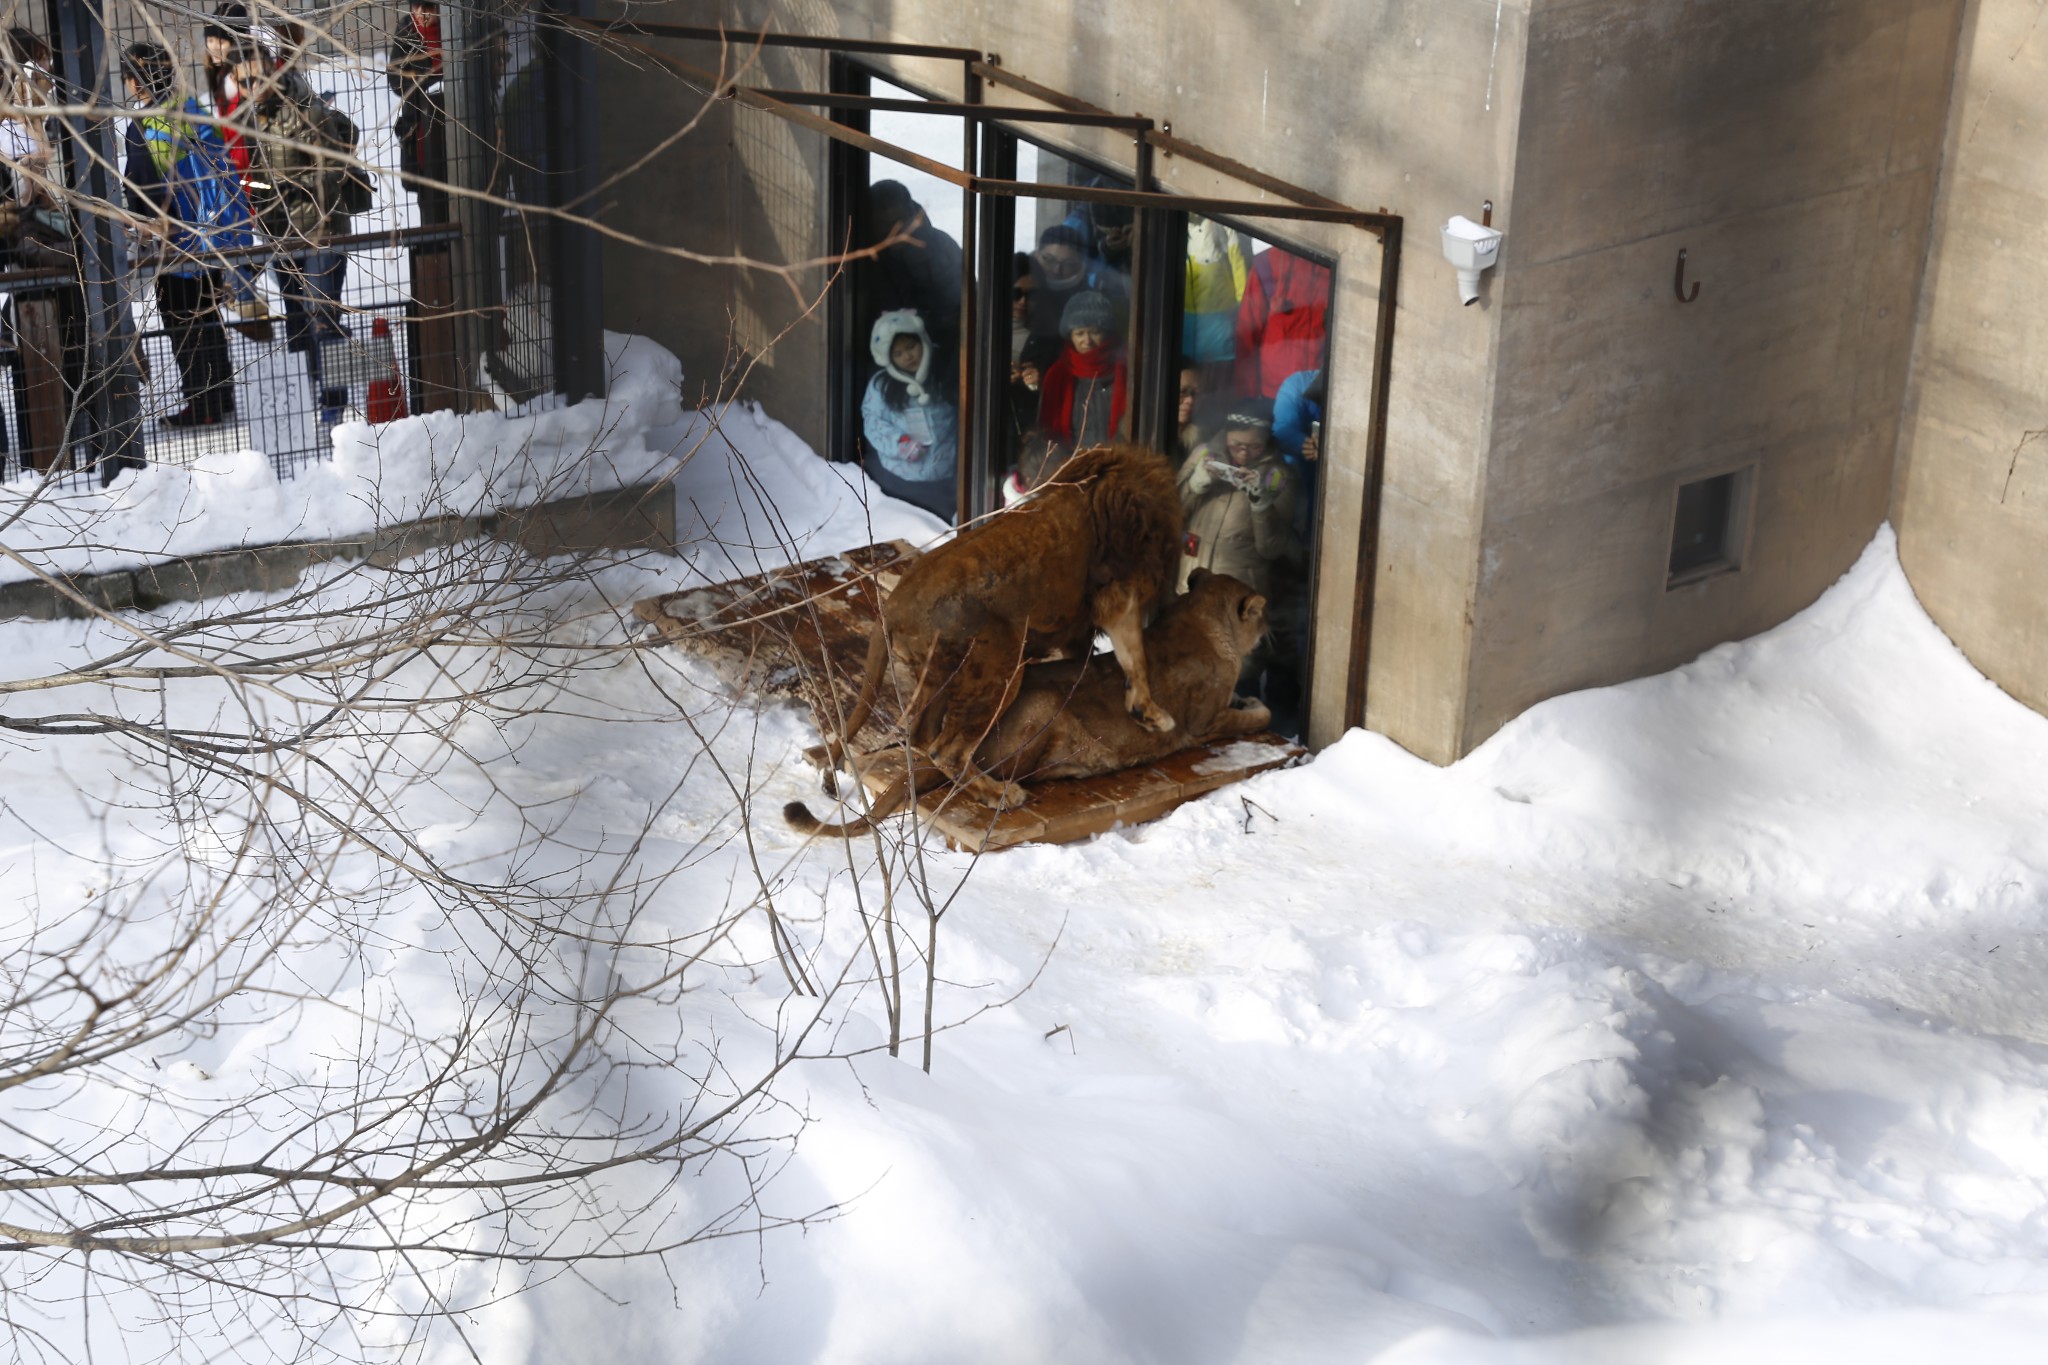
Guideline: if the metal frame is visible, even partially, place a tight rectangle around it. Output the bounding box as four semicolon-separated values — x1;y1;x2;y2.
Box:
542;0;606;401
565;16;1403;736
49;0;143;477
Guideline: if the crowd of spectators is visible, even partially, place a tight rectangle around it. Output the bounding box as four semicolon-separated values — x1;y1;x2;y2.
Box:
846;180;1331;723
0;1;460;477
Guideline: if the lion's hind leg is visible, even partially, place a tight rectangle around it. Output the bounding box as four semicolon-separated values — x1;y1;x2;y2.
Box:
920;629;1032;812
1214;697;1273;737
817;624;891;775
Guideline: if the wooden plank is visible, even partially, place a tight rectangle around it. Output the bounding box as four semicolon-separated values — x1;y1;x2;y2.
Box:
636;543;1308;850
637;540;920;741
410;247;464;414
16;293;69;472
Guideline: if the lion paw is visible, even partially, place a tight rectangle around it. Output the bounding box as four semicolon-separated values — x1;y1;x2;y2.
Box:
1129;695;1176;733
994;781;1029;810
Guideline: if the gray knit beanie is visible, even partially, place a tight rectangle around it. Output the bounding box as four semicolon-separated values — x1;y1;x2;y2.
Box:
1058;290;1115;337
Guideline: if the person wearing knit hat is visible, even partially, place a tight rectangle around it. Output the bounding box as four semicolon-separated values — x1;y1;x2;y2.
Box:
1175;393;1300;606
1036;288;1128;448
859;307;958;520
1025;220;1126;343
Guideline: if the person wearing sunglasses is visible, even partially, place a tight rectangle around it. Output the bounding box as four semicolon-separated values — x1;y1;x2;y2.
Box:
1025;222;1126;345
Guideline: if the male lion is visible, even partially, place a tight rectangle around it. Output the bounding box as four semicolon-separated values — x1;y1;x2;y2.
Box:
788;570;1271;837
826;442;1182;808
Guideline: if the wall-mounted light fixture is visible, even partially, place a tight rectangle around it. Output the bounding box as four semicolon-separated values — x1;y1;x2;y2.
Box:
1441;208;1503;307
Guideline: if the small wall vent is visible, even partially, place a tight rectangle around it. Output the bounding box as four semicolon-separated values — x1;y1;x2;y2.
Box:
1667;466;1754;588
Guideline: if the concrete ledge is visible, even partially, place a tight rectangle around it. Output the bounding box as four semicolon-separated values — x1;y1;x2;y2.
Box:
0;482;679;621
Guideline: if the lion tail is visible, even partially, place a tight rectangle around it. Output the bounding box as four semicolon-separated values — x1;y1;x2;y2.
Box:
823;625;891;769
783;772;919;838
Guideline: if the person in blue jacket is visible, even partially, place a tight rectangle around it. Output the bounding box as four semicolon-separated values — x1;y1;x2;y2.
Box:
1272;367;1324;460
860;308;958;521
1272;366;1326;544
122;42;252;427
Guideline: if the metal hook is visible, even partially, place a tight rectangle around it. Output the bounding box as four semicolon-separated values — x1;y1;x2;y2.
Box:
1674;248;1701;303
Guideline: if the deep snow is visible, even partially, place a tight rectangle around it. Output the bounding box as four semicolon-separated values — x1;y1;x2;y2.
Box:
4;334;2048;1363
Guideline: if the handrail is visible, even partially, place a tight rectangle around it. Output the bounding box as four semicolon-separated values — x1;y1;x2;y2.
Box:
0;223;465;294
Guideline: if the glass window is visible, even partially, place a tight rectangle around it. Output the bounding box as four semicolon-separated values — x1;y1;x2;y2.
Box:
1169;223;1332;738
996;145;1132;504
845;78;968;523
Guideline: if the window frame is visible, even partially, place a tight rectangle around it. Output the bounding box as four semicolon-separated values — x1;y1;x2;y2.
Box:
1666;463;1758;590
1158;213;1341;724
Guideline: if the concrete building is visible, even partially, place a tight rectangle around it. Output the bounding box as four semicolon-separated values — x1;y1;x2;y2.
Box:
590;0;2046;765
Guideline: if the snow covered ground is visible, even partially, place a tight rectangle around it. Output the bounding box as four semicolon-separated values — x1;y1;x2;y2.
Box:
5;336;2048;1362
0;331;684;584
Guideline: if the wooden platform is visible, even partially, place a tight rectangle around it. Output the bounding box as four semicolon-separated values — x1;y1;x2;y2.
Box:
634;544;1305;851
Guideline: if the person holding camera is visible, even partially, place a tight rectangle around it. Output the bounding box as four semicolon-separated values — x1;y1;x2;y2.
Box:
233;36;365;417
1175;397;1300;602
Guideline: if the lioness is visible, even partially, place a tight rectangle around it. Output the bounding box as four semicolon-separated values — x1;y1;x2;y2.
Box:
826;443;1183;810
788;570;1270;837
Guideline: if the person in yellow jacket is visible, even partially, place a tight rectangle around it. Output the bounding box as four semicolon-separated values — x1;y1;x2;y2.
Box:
1183;215;1247;383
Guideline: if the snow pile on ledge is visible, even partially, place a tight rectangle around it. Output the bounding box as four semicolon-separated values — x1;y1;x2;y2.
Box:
0;332;687;584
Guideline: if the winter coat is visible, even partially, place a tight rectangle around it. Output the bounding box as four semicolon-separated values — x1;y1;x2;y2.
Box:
1272;368;1324;456
862;219;963;348
1005;333;1060;449
1183;220;1247;364
1233;250;1331;398
861;369;959;484
387;11;446;180
1038;343;1127;447
123;97;255;276
1176;442;1300;600
244;69;354;243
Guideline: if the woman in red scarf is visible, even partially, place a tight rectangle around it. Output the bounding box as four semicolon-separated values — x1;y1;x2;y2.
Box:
202;4;251;174
388;0;449;222
1038;290;1128;448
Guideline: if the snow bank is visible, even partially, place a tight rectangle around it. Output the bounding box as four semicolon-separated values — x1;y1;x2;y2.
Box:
1376;1309;2048;1364
0;332;687;584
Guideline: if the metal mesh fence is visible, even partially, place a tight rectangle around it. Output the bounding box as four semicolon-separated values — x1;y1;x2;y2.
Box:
0;0;590;485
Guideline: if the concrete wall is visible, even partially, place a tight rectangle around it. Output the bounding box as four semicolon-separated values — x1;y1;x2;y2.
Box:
1460;0;1964;753
594;0;1534;763
1893;0;2048;716
595;2;832;451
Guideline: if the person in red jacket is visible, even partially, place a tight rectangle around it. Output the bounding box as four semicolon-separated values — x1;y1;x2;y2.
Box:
1232;245;1332;398
1037;290;1127;448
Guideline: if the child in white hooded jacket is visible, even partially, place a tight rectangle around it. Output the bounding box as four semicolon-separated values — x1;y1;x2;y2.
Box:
860;308;958;487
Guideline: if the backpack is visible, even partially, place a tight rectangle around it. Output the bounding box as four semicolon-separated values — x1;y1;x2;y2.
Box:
310;94;376;217
144;103;254;263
